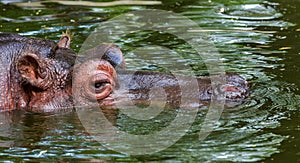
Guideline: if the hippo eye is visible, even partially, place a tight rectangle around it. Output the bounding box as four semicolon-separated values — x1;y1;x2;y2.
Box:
91;80;111;93
94;82;103;89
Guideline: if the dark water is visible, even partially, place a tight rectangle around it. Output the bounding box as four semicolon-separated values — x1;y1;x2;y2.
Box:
0;0;300;162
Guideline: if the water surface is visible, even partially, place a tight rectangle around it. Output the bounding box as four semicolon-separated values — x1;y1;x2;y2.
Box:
0;0;300;162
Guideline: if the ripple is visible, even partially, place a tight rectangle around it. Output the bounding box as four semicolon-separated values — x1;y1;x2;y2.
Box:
220;4;282;20
164;79;296;162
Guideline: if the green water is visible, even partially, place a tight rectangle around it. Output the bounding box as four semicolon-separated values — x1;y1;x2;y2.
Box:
0;0;300;162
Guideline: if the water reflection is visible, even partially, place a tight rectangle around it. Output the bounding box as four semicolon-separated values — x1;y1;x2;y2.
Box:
0;0;299;162
10;0;162;8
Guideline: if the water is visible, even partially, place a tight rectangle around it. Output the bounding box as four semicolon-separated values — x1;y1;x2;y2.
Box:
0;0;300;162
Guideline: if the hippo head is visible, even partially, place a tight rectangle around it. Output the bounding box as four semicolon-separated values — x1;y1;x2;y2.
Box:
15;33;76;111
73;44;124;107
72;44;250;109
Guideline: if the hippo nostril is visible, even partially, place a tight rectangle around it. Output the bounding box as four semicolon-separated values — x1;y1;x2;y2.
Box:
207;89;212;95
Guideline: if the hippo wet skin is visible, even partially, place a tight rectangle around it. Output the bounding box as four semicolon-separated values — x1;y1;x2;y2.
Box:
73;45;250;109
0;33;75;111
0;33;249;111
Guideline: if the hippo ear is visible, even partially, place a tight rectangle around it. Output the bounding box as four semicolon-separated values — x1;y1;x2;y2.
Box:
102;44;126;69
57;30;72;49
80;44;125;69
17;53;49;89
90;44;125;69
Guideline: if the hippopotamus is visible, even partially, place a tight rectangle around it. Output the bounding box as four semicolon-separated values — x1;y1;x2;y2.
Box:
73;60;249;109
0;32;249;112
73;45;250;109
